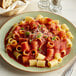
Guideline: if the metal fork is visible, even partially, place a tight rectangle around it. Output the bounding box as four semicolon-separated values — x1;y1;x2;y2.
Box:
62;60;76;76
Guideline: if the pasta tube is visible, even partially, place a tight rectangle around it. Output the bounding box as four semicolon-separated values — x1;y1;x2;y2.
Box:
36;15;43;20
8;38;13;44
13;32;20;39
61;24;69;31
13;51;21;59
66;32;74;40
31;49;38;55
36;53;45;60
31;40;38;50
22;56;29;63
55;53;62;63
48;59;58;67
6;45;12;52
52;20;59;24
47;42;54;48
57;26;62;31
47;49;54;61
67;38;72;47
6;23;18;40
55;53;61;59
16;45;22;52
55;36;60;40
10;40;17;47
57;26;65;32
61;49;66;55
19;30;25;34
6;33;13;40
25;16;34;22
23;50;30;56
19;21;25;25
37;60;45;67
29;60;37;66
21;42;30;51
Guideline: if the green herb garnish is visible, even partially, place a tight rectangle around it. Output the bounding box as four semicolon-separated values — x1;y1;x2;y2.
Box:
21;27;24;30
33;24;36;26
25;31;30;36
39;48;42;51
52;36;56;41
29;39;32;43
37;33;42;38
44;36;48;38
39;24;42;28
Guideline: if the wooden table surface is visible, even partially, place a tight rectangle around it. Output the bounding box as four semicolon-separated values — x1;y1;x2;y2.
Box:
0;0;76;76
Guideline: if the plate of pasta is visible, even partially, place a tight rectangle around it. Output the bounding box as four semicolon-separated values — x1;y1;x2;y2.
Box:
0;11;76;72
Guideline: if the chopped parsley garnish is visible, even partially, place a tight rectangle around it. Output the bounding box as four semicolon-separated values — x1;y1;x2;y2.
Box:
29;39;32;43
44;36;48;38
21;27;24;30
52;36;56;41
25;31;30;36
39;24;42;28
37;33;42;38
33;24;36;26
39;48;42;51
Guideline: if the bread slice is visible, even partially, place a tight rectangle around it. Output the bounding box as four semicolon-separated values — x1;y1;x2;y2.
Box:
0;0;25;9
0;0;5;8
0;0;12;9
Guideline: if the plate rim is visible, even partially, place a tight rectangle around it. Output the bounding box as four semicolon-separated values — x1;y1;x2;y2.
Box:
0;11;76;73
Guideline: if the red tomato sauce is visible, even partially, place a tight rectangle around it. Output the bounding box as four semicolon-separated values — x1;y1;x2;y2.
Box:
4;17;71;68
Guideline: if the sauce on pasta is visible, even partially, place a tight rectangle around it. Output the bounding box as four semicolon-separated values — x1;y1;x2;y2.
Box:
5;15;73;68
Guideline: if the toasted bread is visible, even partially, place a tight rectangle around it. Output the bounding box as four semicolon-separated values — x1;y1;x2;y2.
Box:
0;0;12;9
0;0;26;9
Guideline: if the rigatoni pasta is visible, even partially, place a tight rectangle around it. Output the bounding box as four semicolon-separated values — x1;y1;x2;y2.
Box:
55;53;61;60
61;24;69;31
16;45;22;52
22;56;29;63
19;21;25;25
10;40;17;47
36;53;45;60
37;60;45;67
25;16;34;22
54;53;63;63
61;49;66;55
48;59;58;67
5;15;73;68
67;38;72;47
66;32;74;40
8;38;13;44
13;51;21;59
36;14;43;20
6;45;12;52
29;60;37;66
